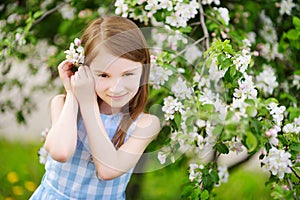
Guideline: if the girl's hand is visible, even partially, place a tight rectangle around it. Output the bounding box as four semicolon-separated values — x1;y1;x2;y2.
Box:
71;65;96;104
58;60;74;91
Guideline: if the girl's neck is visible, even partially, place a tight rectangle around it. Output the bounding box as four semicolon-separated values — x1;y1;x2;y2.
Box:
99;102;122;115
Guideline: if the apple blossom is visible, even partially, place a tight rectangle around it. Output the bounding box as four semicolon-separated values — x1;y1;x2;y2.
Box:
261;147;292;179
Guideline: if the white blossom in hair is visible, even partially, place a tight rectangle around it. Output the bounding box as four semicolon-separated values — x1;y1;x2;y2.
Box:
64;38;85;68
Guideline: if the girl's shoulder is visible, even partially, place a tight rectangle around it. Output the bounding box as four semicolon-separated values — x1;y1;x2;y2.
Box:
135;113;161;137
50;94;66;107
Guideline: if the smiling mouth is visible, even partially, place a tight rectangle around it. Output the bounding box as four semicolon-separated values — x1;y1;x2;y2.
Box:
108;93;128;100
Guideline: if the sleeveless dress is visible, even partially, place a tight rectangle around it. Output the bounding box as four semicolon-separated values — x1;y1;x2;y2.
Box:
30;113;140;200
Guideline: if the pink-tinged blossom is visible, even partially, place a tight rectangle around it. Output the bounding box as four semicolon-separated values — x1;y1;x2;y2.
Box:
265;126;280;146
226;137;244;154
64;38;85;66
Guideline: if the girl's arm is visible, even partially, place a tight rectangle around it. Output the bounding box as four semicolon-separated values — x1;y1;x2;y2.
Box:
80;100;160;180
71;66;160;180
44;60;79;162
44;92;78;162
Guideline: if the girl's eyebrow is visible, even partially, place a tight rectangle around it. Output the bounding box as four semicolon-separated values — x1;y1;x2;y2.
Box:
122;67;141;73
94;66;141;74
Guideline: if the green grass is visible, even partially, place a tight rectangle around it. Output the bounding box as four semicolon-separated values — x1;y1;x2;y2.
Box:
0;138;272;200
213;169;272;200
0;138;45;200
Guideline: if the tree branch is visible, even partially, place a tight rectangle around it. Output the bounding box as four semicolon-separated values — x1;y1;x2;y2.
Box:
167;36;206;64
289;166;300;180
228;153;255;172
198;1;210;50
32;0;71;27
287;177;297;200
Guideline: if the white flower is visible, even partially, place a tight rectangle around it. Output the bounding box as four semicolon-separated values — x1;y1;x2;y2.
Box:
159;0;173;11
115;0;129;17
233;49;251;74
150;56;173;89
162;96;183;120
64;38;85;66
59;4;76;20
259;43;283;61
282;116;300;134
202;0;220;5
231;98;248;117
158;151;167;164
259;11;278;43
279;0;296;16
15;33;26;46
166;12;185;27
184;44;203;64
256;64;279;95
215;166;229;186
292;75;300;89
189;163;204;182
171;77;193;99
234;74;257;100
214;7;230;25
261;147;292;179
267;102;286;126
38;146;48;164
226;137;244;153
242;39;251;47
145;0;160;11
208;58;226;82
246;32;256;44
265;126;280;146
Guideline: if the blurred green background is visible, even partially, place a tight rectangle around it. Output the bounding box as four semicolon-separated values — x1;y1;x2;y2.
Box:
0;137;272;200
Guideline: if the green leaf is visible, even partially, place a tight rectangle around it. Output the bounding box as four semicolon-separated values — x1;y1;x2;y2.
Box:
174;112;181;128
245;131;258;153
210;169;219;183
293;16;300;30
246;105;257;117
213;124;224;135
286;29;299;40
33;11;43;19
290;143;300;153
215;142;229;154
200;190;209;200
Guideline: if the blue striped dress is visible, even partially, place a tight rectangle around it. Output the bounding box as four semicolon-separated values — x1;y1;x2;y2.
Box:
30;113;139;200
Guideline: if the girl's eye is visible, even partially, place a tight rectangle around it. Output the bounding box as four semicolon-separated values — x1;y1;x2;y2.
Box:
124;73;134;77
98;74;108;78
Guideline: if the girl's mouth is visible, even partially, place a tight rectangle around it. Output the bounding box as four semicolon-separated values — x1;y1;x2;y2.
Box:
108;93;128;100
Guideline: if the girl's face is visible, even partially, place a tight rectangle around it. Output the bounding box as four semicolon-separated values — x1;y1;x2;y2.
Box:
89;47;143;114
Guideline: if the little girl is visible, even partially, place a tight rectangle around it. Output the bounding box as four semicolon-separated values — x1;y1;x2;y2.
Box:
30;16;160;199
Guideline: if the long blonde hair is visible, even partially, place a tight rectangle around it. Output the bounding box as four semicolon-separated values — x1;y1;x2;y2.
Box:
81;16;150;148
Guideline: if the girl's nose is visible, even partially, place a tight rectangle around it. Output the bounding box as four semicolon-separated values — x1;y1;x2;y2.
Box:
109;78;124;93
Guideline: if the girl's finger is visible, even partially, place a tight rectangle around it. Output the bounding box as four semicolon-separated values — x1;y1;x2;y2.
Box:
74;71;80;79
84;65;93;78
78;66;87;78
